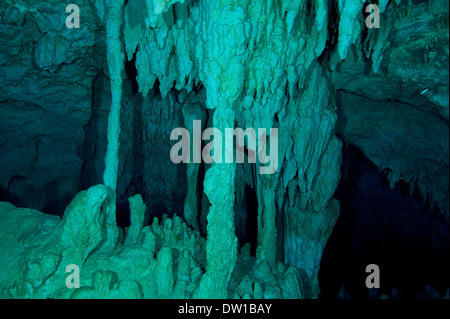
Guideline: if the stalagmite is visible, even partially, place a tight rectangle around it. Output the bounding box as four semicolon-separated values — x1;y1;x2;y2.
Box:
124;194;146;246
61;185;118;261
156;247;175;298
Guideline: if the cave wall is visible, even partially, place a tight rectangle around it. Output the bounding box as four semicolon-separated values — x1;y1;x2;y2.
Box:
0;0;105;214
336;91;449;215
332;0;449;216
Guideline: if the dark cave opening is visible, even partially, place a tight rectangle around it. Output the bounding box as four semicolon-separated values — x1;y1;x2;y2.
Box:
319;143;449;299
0;175;24;210
116;199;131;230
0;175;72;217
124;52;139;96
243;184;258;257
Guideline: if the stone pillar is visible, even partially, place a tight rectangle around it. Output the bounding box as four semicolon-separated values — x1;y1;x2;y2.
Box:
194;106;238;298
100;0;125;252
256;176;278;267
182;100;206;230
103;0;125;192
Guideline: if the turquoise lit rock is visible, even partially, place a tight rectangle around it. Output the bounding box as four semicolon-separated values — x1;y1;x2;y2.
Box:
0;0;448;299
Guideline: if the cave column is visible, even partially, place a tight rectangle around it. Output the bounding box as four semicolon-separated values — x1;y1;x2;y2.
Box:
256;176;278;267
103;0;125;191
194;105;238;298
253;105;282;268
191;0;243;298
182;102;206;230
184;162;201;229
101;0;126;250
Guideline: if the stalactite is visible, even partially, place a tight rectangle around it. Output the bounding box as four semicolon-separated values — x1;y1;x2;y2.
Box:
337;0;365;60
103;0;126;192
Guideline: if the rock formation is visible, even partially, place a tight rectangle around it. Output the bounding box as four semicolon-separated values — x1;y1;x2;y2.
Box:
0;0;448;299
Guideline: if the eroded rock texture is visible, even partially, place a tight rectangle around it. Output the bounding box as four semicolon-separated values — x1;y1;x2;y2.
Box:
0;0;105;213
0;0;448;299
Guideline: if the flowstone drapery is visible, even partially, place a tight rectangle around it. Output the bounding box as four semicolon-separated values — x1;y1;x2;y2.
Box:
103;0;345;298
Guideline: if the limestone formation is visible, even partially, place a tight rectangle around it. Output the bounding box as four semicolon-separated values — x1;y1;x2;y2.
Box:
0;0;448;299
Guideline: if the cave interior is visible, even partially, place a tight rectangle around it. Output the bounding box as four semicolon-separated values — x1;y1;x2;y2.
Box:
0;0;448;299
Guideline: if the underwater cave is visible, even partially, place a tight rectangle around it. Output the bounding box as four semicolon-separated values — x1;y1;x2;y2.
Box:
319;143;449;299
0;0;448;300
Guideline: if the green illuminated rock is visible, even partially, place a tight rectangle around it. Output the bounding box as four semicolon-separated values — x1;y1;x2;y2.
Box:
0;0;448;300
